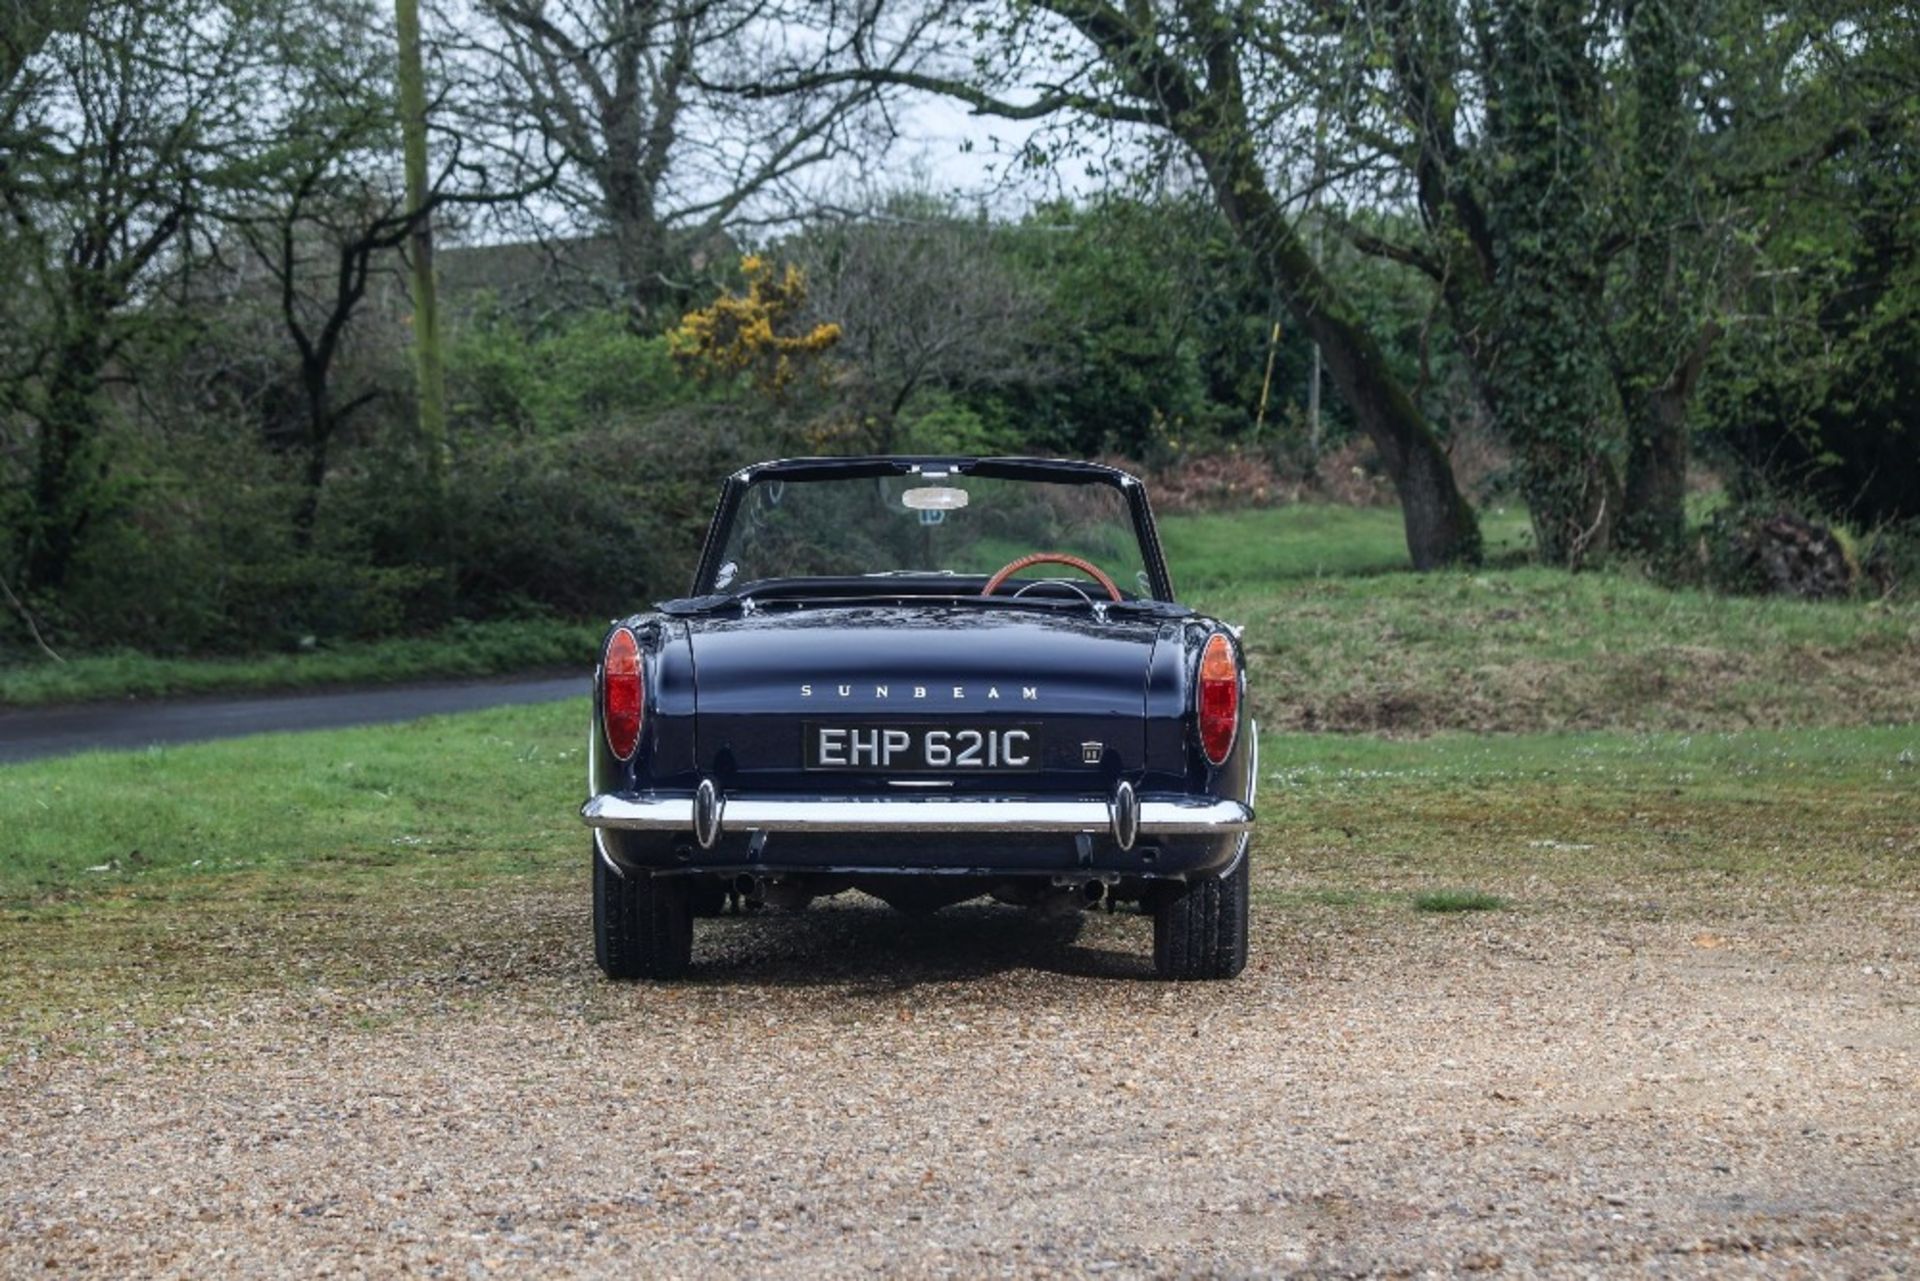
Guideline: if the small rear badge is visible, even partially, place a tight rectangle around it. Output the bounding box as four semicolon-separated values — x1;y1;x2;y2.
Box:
1082;741;1104;765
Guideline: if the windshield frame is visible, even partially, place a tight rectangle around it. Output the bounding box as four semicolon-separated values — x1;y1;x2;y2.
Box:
690;456;1176;603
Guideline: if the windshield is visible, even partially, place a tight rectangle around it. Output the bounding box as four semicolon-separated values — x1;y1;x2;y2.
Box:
712;471;1156;599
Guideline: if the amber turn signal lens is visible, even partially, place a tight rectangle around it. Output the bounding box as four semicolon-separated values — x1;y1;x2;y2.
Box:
1197;631;1238;766
603;627;644;761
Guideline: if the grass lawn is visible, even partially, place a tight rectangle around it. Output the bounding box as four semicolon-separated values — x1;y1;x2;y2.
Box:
0;706;1907;1049
1154;507;1920;735
1;501;1913;935
1156;502;1537;588
2;698;1911;906
0;700;586;900
1225;569;1917;734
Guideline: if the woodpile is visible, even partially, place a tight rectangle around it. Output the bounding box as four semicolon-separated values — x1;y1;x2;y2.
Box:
1738;511;1858;599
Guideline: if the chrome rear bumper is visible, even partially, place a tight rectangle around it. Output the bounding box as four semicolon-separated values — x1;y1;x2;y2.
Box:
581;791;1253;841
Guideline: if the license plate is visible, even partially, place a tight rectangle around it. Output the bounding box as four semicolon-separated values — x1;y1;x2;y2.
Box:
803;722;1042;771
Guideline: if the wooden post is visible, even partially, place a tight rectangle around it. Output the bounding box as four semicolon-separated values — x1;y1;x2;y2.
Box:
394;0;446;492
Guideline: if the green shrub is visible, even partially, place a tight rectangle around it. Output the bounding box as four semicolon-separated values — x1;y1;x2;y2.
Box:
896;395;1030;456
449;308;700;437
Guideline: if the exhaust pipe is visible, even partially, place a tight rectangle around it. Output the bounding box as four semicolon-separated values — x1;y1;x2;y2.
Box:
1035;879;1104;918
733;874;815;912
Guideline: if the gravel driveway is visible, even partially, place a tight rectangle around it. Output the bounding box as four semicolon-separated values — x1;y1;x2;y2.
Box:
2;874;1915;1277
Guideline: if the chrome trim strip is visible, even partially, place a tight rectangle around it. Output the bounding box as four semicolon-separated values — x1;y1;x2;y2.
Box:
580;792;1253;836
1225;720;1260;875
592;827;627;878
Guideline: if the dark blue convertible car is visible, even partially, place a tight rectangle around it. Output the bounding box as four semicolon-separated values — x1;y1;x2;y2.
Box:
582;457;1255;980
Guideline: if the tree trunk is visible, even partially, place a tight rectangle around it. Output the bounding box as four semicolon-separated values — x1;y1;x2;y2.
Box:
1613;0;1698;560
1483;0;1623;567
21;333;105;593
1191;127;1481;569
1518;432;1622;567
600;105;677;327
611;208;673;324
292;368;333;549
1620;387;1689;556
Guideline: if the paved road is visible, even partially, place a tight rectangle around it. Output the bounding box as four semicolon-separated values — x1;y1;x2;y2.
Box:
0;673;584;764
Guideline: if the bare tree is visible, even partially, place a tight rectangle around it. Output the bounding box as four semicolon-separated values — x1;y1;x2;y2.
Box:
207;0;552;543
1;0;259;596
444;0;924;323
795;196;1051;449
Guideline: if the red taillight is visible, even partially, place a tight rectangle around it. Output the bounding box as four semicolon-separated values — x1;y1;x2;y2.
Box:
1197;632;1238;766
603;627;643;761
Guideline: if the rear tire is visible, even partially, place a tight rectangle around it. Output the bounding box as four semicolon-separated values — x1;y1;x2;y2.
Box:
593;843;693;980
1152;851;1249;981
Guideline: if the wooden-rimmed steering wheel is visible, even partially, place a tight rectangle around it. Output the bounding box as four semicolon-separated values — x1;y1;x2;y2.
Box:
981;552;1122;602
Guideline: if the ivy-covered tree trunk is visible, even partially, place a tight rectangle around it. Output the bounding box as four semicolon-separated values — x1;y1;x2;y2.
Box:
1622;385;1690;553
1614;0;1701;557
20;329;108;593
1485;0;1623;566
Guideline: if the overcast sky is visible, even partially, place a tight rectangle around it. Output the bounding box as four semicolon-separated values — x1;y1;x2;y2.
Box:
851;94;1119;214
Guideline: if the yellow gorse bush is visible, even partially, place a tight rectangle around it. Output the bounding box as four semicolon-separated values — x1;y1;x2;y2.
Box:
669;255;841;397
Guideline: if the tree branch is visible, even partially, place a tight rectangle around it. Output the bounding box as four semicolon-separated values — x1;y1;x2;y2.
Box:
696;65;1165;126
0;573;64;663
1328;212;1444;279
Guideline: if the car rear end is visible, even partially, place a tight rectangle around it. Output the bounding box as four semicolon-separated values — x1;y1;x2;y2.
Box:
583;604;1252;892
582;455;1254;981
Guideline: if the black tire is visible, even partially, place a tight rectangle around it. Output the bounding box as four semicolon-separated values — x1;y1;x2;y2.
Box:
593;843;693;980
1152;851;1250;981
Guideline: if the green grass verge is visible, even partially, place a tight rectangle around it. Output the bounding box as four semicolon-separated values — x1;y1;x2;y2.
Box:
1176;525;1919;736
0;709;1910;1045
0;618;602;709
0;699;589;900
1267;570;1915;734
1258;724;1918;900
1157;503;1537;589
